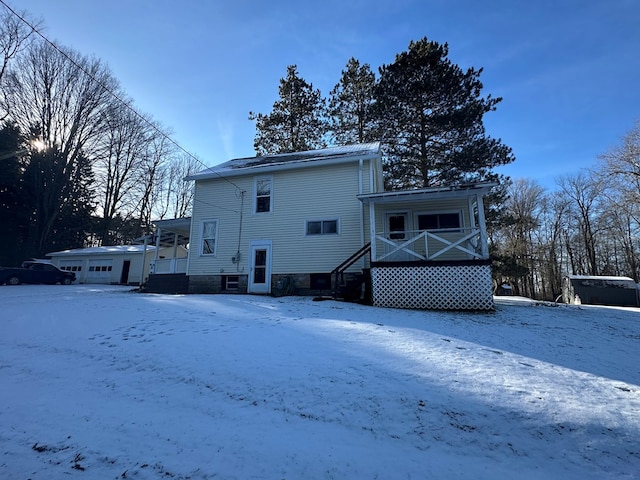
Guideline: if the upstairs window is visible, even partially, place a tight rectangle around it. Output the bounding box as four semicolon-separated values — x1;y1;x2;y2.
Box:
201;219;218;255
417;212;461;230
306;219;339;236
255;177;272;213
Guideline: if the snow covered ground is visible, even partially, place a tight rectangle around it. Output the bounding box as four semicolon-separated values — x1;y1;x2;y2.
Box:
1;285;638;479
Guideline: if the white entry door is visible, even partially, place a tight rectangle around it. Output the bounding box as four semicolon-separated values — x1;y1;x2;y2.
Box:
385;212;411;261
248;240;272;294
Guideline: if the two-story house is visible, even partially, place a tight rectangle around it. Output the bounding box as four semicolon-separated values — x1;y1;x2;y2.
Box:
148;142;495;310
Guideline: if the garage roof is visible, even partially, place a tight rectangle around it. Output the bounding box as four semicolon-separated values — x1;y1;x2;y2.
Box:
48;245;156;256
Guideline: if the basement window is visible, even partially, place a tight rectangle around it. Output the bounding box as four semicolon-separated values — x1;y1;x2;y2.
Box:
223;275;239;291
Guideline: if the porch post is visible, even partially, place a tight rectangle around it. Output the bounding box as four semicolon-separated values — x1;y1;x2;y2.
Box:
172;232;179;273
368;201;377;261
140;235;148;285
476;194;489;258
154;228;161;271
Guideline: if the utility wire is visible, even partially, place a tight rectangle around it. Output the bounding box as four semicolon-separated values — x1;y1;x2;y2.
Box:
0;0;244;193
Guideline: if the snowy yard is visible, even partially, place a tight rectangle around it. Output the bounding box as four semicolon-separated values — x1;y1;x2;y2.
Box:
1;285;639;479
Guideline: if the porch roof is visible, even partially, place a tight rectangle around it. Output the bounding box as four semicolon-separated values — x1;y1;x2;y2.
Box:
357;182;497;205
134;217;191;248
152;217;191;237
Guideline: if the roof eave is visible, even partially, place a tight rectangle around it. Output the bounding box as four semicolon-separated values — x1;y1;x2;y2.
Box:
186;151;380;182
357;182;498;204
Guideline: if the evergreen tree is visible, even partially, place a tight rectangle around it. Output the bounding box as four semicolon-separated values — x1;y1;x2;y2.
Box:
0;121;30;265
374;37;514;189
250;65;328;155
22;146;95;256
328;58;377;145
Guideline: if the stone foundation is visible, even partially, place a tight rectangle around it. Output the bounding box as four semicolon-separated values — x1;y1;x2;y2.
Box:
187;272;344;296
188;274;248;294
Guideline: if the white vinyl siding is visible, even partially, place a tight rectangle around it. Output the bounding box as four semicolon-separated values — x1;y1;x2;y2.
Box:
188;159;377;276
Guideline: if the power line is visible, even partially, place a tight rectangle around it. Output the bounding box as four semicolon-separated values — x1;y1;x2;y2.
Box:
0;0;244;193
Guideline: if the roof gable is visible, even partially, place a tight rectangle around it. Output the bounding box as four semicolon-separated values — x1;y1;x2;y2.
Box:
187;142;380;181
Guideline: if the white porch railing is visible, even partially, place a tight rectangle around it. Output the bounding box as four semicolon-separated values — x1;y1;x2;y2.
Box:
373;228;487;262
152;258;188;274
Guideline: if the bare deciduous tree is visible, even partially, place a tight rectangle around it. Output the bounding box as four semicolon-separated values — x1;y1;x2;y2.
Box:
137;129;174;234
163;153;198;219
2;40;119;161
94;104;153;243
599;120;640;225
557;172;603;276
0;7;40;88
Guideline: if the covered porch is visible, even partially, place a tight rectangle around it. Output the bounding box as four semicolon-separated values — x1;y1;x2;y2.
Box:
137;217;191;294
136;217;190;280
357;183;495;310
147;217;190;275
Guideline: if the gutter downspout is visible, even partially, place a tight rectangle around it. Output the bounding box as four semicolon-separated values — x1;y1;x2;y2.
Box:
358;159;364;250
236;190;245;273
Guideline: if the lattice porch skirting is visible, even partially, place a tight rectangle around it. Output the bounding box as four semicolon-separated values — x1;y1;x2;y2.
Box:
371;263;494;311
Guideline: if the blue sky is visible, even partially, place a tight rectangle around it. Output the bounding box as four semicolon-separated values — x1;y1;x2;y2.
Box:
10;0;640;188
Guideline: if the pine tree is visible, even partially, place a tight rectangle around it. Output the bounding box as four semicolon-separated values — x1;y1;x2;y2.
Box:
0;122;30;265
23;146;95;256
328;58;377;145
249;65;328;155
375;37;514;189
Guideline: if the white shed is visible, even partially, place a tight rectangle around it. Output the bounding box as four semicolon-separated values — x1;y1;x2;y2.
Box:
47;245;186;285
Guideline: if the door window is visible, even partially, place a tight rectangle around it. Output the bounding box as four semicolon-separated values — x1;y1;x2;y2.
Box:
253;249;267;284
388;214;407;240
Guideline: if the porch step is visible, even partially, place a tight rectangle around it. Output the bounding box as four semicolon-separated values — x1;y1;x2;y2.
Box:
145;273;189;294
336;269;372;305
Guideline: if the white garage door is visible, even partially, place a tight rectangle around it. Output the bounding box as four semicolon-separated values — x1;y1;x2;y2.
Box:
86;259;113;283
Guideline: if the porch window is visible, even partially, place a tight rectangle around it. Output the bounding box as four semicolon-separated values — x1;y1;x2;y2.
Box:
306;219;338;235
255;177;272;213
201;219;218;255
417;212;461;230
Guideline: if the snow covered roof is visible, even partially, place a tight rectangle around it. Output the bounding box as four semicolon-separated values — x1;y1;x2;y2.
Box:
568;275;635;282
47;245;156;257
567;275;637;289
186;142;381;181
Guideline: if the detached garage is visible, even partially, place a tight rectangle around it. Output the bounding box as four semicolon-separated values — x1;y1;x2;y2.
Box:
47;245;179;285
563;275;640;307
